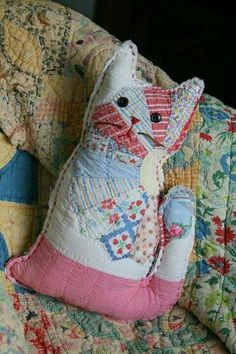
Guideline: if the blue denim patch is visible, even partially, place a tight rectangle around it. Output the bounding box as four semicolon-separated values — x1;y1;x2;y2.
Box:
73;148;140;179
0;150;38;204
0;232;8;270
160;186;195;232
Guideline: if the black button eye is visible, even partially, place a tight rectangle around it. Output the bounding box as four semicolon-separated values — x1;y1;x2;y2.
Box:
150;113;162;123
117;97;129;107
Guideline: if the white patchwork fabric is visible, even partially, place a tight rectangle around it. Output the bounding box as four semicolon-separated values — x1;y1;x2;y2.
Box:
155;221;195;281
44;165;152;280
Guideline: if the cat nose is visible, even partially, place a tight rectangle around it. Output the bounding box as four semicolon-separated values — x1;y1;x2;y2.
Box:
150;113;162;123
131;116;140;125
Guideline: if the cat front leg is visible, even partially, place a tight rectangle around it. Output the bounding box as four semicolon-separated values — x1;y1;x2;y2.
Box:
155;185;196;281
142;186;196;318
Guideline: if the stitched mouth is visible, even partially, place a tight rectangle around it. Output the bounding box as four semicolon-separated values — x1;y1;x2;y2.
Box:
94;122;164;146
94;122;123;129
94;121;133;138
94;115;140;136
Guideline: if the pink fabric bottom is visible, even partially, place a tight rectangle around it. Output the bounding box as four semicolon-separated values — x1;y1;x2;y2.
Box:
6;234;184;321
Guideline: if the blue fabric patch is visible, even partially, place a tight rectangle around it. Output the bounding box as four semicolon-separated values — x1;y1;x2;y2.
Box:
196;218;211;239
0;150;38;204
101;215;139;261
0;232;9;270
199;105;230;121
73;148;139;179
101;192;148;260
162;198;194;230
220;152;236;181
197;260;211;275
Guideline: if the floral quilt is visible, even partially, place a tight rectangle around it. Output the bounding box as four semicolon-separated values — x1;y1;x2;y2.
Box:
0;283;28;353
0;131;227;353
179;94;236;353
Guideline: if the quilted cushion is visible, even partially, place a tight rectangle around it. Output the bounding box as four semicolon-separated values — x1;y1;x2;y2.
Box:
5;41;204;322
0;0;235;352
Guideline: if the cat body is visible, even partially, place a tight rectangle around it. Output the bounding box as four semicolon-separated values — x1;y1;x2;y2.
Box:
6;41;204;320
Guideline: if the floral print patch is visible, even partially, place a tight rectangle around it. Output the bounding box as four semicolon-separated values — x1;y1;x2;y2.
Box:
130;195;161;264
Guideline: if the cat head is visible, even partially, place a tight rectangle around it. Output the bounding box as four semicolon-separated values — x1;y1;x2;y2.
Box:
86;41;204;158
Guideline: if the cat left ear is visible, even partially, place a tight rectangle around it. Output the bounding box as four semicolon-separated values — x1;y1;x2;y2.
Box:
106;40;138;89
109;40;138;79
95;41;138;103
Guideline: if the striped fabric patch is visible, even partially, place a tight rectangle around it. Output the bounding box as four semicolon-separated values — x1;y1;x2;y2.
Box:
70;176;139;213
144;87;171;145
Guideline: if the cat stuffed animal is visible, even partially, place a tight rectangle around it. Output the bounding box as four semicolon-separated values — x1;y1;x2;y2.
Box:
6;41;204;321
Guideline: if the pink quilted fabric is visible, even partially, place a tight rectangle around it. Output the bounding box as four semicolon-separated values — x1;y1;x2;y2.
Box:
6;234;184;321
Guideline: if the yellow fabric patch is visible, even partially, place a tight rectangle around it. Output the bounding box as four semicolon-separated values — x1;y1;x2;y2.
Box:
164;160;200;195
4;20;42;74
0;201;37;257
0;271;14;294
41;75;83;101
0;1;5;21
0;132;16;169
23;0;65;7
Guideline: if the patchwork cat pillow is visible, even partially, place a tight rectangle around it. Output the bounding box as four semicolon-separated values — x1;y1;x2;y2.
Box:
5;41;204;321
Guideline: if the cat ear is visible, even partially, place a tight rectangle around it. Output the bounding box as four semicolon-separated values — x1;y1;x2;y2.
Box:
166;77;205;154
106;40;137;84
95;41;138;103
